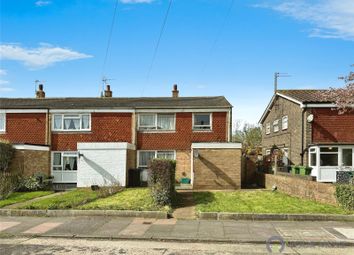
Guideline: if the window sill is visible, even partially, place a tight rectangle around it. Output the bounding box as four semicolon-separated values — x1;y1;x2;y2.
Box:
192;129;213;132
52;131;92;134
0;131;6;134
138;130;176;134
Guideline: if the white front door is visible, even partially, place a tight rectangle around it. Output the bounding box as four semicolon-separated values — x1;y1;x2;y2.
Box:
52;152;78;183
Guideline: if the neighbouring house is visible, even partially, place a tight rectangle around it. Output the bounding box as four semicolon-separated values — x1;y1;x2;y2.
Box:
0;84;241;190
259;89;354;183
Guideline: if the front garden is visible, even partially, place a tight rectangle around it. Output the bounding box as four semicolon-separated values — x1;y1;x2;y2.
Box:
194;190;353;215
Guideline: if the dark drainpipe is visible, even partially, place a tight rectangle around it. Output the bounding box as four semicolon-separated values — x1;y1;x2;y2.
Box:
301;107;306;165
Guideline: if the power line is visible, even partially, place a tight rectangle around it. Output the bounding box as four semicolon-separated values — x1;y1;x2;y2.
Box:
100;0;119;94
142;0;173;95
200;0;235;74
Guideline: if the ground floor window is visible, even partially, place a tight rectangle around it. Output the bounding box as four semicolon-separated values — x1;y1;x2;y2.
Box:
309;146;354;168
138;150;176;168
52;152;78;171
320;147;338;167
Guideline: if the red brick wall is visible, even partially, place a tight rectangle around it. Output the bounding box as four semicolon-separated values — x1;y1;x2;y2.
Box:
137;112;228;150
52;113;132;151
0;113;47;145
312;108;354;143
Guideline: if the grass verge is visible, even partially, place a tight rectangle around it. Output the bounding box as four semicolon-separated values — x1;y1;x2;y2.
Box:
79;188;170;212
0;191;53;208
194;190;353;215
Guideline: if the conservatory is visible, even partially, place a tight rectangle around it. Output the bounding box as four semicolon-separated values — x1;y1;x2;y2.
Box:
309;145;354;182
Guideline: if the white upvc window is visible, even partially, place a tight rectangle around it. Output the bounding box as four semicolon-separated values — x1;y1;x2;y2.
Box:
320;147;339;167
265;149;271;156
309;147;317;167
52;152;78;171
138;113;175;131
0;112;5;132
265;123;271;135
52;114;91;131
138;150;176;168
193;113;212;130
282;116;288;130
273;119;279;133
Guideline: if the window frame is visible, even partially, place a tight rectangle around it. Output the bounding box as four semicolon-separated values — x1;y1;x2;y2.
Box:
138;113;176;131
52;113;91;132
51;151;78;172
273;119;279;133
192;113;212;131
0;111;6;132
265;123;271;135
282;116;288;130
319;146;339;167
137;150;176;168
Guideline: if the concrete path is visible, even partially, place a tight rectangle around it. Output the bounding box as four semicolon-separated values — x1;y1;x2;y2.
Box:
172;191;196;219
3;192;65;209
1;215;354;246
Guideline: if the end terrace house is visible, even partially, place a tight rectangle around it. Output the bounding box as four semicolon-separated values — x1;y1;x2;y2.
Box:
259;89;354;183
0;84;241;189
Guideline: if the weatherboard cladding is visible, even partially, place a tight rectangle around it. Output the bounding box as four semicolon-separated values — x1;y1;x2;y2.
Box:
0;96;232;109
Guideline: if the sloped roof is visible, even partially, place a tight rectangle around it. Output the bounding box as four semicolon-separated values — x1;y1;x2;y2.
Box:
0;96;232;109
277;89;331;103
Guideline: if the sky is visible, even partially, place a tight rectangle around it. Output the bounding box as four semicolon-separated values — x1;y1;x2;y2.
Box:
1;0;354;126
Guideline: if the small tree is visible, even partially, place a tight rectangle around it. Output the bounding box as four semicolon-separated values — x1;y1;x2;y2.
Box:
0;140;14;172
318;68;354;114
233;121;262;155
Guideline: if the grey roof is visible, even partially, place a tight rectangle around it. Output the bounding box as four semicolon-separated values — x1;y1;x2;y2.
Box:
277;89;331;103
0;96;232;109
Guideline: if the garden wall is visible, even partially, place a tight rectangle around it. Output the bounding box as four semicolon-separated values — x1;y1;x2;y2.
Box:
256;172;337;205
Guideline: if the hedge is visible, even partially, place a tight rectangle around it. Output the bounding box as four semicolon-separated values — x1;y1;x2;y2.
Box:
335;184;354;210
148;159;176;206
0;141;14;172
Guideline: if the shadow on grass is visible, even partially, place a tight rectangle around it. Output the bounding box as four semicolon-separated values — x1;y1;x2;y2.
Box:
172;191;216;209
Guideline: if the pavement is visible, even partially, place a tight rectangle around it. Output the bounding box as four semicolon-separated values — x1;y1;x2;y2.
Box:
172;191;196;219
1;216;354;246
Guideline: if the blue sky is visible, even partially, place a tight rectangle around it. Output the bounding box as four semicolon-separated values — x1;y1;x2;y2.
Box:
1;0;353;125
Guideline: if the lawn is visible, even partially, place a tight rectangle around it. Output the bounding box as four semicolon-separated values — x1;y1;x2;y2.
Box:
79;188;169;212
194;190;353;215
20;188;103;210
0;191;53;208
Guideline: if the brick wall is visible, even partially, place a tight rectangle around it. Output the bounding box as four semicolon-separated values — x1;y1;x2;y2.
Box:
9;149;50;176
176;150;191;180
137;112;228;150
312;108;354;143
193;148;241;190
256;172;337;205
0;113;47;145
52;113;132;151
261;96;307;166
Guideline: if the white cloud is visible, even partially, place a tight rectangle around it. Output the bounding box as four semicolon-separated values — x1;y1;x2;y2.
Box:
254;0;354;41
0;69;6;76
35;1;52;7
0;43;92;69
0;69;13;92
120;0;154;4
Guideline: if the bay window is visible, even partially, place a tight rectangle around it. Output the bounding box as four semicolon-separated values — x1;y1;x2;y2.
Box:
320;147;338;166
193;113;212;130
0;112;5;132
52;114;91;131
138;113;175;131
138;150;176;168
309;148;317;167
342;148;353;167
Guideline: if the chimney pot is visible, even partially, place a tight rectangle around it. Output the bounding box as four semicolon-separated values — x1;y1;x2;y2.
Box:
104;84;113;98
36;84;45;99
172;84;179;98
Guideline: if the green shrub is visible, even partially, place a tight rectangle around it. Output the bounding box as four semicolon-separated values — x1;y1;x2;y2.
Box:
17;172;52;192
0;172;21;200
335;184;354;210
148;159;176;206
0;141;14;172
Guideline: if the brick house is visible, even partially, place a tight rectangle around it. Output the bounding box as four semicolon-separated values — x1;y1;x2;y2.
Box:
0;84;241;190
259;89;354;182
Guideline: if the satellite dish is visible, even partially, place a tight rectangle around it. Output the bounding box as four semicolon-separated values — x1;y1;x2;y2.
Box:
307;114;314;123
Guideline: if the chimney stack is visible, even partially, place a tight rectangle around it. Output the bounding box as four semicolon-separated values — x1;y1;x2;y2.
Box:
104;84;113;98
36;84;45;99
172;84;179;98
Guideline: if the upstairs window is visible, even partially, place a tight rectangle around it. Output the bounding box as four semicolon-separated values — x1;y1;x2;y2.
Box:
138;114;175;131
265;123;271;135
273;119;279;133
0;112;5;132
52;114;91;131
282;116;288;130
193;113;212;130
